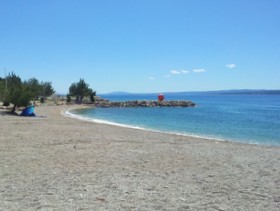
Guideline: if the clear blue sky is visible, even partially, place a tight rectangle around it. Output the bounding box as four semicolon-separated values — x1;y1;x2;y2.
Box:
1;0;279;94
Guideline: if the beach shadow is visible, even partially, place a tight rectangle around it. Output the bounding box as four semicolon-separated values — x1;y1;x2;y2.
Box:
0;109;20;116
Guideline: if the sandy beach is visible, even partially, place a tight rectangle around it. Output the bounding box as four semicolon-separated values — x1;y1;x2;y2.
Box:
0;105;279;210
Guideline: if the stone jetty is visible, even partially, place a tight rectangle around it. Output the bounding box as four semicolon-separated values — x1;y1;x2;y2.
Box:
94;98;196;108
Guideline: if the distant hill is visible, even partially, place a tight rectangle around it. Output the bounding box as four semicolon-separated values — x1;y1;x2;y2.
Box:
202;90;280;95
104;91;131;95
102;90;280;96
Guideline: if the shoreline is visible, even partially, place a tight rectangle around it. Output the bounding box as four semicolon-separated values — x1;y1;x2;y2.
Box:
65;106;279;147
1;105;280;210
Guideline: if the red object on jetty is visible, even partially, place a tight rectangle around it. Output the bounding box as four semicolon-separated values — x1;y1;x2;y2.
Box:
158;94;164;102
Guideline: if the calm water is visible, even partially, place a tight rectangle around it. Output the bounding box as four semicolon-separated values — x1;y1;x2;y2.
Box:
69;93;280;146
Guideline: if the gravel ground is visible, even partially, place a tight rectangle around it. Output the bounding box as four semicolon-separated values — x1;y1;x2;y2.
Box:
0;105;279;210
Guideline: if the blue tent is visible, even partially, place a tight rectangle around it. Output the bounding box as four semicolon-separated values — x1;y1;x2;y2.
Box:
21;105;36;117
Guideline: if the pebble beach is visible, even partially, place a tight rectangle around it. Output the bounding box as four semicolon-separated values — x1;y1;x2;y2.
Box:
0;105;280;210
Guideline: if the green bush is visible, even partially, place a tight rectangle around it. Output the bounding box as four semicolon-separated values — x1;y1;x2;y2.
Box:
66;94;71;103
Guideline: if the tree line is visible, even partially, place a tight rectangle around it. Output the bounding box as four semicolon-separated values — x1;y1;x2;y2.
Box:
0;72;95;113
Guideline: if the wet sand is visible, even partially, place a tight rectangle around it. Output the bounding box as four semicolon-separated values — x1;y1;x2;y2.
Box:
0;105;279;210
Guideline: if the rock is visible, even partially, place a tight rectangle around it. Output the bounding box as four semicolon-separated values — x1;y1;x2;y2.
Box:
95;100;196;108
274;196;280;202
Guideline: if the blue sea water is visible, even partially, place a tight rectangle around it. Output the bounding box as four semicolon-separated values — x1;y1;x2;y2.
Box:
69;93;280;146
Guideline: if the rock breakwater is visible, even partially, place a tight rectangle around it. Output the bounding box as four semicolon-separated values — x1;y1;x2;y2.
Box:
95;99;196;108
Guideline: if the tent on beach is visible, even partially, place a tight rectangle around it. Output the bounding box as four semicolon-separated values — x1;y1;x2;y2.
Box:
21;105;36;117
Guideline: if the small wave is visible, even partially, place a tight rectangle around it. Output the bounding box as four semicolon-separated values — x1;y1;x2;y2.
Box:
63;108;280;147
63;108;235;144
64;109;147;130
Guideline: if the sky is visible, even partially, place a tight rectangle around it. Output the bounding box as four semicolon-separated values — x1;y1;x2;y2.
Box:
0;0;280;94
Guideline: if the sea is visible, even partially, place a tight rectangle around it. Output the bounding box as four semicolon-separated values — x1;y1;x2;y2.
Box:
68;92;280;146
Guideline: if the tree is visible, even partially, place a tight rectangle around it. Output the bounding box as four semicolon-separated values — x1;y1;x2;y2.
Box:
24;79;55;101
0;77;5;101
41;81;55;97
66;94;71;103
5;72;32;113
90;91;96;103
1;72;56;113
69;79;95;103
24;78;41;101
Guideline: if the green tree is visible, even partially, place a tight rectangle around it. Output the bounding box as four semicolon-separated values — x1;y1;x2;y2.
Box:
41;81;55;97
66;94;72;103
90;91;96;103
5;72;32;113
69;79;95;103
24;79;55;101
24;78;41;101
0;77;10;106
0;77;5;101
1;72;56;111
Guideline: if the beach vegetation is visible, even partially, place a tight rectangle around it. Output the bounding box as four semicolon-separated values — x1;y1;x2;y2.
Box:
90;91;96;103
0;72;56;112
24;79;55;101
41;82;55;98
3;72;31;112
0;77;5;100
23;78;41;101
66;94;71;103
69;78;96;103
